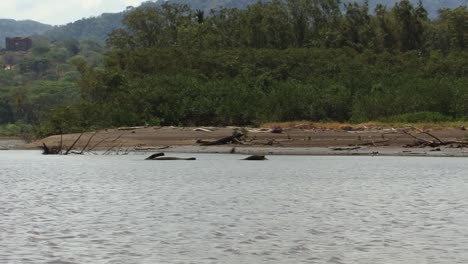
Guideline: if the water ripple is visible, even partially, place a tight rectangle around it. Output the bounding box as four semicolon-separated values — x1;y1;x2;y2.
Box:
2;151;468;263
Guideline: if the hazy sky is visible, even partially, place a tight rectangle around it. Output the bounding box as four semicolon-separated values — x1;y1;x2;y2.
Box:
0;0;151;25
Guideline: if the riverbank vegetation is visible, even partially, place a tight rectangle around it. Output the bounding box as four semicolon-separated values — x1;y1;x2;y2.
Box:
0;38;104;136
1;0;468;137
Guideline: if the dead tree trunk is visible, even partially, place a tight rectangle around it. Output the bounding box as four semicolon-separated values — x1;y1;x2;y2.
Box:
64;132;85;155
199;132;244;146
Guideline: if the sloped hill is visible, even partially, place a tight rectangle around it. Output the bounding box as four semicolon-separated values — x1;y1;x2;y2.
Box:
0;19;52;48
45;12;124;45
163;0;467;17
10;0;466;45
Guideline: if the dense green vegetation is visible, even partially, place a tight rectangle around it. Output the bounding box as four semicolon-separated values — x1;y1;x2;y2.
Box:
1;0;468;137
0;38;105;136
2;0;466;46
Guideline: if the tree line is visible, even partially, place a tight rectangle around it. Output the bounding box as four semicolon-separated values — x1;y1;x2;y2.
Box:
15;0;468;135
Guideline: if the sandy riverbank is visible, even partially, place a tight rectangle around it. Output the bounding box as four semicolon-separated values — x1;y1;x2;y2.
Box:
18;125;468;157
0;137;26;150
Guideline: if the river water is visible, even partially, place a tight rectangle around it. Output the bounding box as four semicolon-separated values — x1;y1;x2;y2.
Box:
1;151;468;264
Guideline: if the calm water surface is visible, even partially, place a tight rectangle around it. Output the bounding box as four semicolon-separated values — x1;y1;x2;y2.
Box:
1;151;468;264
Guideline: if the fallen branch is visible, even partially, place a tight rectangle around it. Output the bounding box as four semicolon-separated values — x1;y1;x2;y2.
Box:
402;129;433;145
357;139;390;146
198;132;244;146
87;137;109;152
118;126;145;131
134;146;170;151
329;146;361;151
41;143;61;155
64;132;85;155
401;127;468;147
193;127;213;132
145;152;165;160
410;126;444;143
79;131;98;154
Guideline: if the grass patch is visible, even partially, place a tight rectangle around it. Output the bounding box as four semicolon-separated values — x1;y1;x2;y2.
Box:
261;120;468;130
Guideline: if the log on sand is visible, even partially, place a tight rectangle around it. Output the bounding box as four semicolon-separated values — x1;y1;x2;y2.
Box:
198;132;244;146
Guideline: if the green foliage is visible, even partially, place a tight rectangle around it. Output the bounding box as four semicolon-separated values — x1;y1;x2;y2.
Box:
3;2;468;137
0;38;101;137
36;1;467;135
379;112;453;123
0;122;33;137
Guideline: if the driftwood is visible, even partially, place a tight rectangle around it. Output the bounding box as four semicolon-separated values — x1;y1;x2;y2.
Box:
86;137;108;152
329;146;361;151
42;132;84;155
357;139;390;146
118;126;145;131
42;131;127;155
41;143;61;155
243;155;267;160
350;151;379;156
247;128;271;133
402;127;468;148
153;157;196;160
145;152;165;160
247;139;282;146
193;127;213;132
270;127;283;134
134;146;170;151
58;131;63;154
103;144;120;155
79;131;98;154
64;132;85;155
198;132;244;146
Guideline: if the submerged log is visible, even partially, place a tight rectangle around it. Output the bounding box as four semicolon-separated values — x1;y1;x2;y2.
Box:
145;152;165;160
153;157;196;161
41;143;61;155
243;155;267;160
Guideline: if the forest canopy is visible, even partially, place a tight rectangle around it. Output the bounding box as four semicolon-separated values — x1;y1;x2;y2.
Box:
2;0;468;136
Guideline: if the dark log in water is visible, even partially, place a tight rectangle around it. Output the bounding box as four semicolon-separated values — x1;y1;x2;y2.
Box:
153;157;196;161
41;143;61;155
243;155;267;160
145;152;165;160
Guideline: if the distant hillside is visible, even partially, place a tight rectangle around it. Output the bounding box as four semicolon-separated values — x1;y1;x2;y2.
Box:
45;12;124;45
156;0;267;11
10;0;466;45
162;0;468;17
357;0;467;17
0;19;52;48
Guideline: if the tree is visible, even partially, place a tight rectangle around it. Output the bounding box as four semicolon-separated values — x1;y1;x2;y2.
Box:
341;1;372;50
392;0;427;51
438;7;468;50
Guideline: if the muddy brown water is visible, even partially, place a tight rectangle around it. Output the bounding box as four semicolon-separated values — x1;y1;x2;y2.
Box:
1;151;468;263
